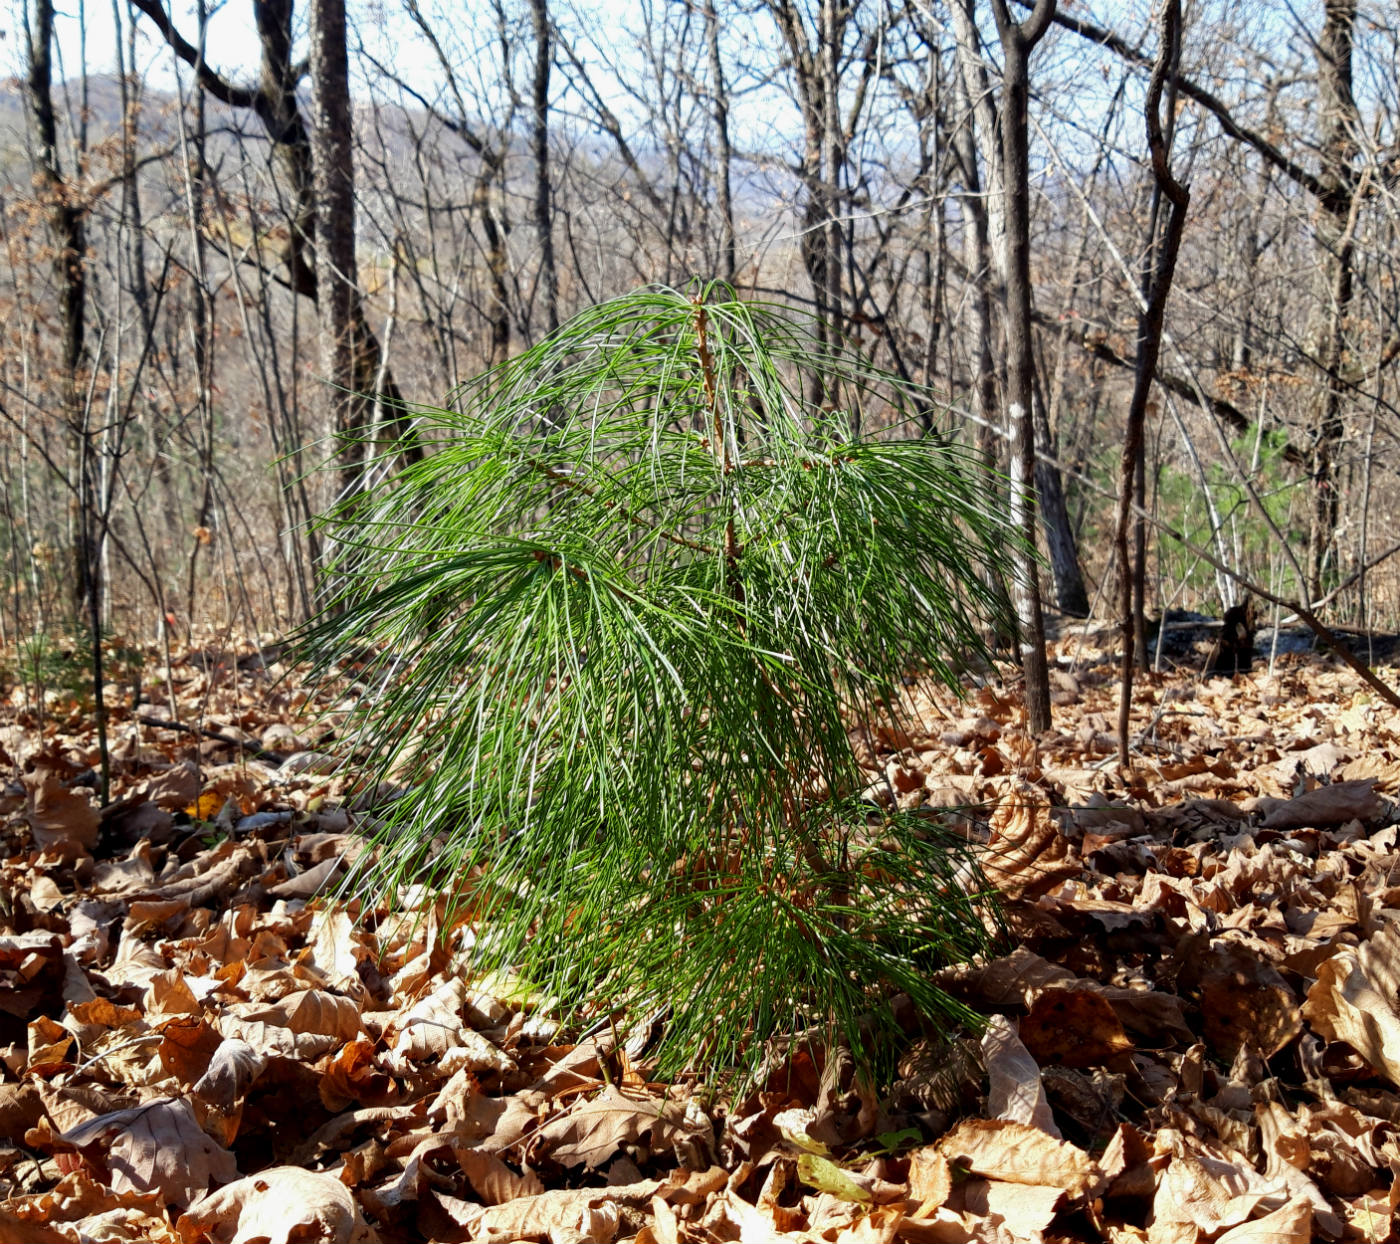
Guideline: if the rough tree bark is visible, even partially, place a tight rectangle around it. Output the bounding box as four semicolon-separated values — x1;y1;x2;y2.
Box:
528;0;559;335
308;0;363;494
989;0;1055;733
1307;0;1358;598
765;0;853;371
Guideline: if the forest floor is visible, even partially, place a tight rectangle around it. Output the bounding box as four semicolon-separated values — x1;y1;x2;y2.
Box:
3;624;1400;1243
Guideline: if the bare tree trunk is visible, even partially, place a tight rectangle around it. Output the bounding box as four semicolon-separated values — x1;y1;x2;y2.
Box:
947;1;999;466
25;0;110;796
528;0;559;334
180;0;217;622
131;0;419;474
701;0;737;286
1116;0;1188;767
1031;379;1089;616
1307;0;1358;599
308;0;362;496
820;0;843;347
990;0;1054;733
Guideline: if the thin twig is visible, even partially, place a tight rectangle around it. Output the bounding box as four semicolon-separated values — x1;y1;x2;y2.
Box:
136;715;287;764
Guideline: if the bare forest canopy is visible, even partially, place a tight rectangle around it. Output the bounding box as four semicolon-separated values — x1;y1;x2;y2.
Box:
1;0;1399;666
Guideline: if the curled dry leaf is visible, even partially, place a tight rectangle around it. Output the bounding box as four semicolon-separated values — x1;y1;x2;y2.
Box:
60;1095;239;1208
1303;919;1400;1087
459;1180;659;1244
4;1169;175;1244
192;1038;268;1108
382;976;513;1074
158;1016;225;1085
0;1206;73;1244
220;989;360;1060
176;1166;377;1244
980;1015;1060;1136
453;1143;545;1204
982;781;1078;900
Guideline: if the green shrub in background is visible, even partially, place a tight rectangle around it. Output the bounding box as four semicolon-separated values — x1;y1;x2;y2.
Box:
1154;428;1306;603
298;284;1018;1078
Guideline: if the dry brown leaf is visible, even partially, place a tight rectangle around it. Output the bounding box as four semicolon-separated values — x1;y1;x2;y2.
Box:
980;1015;1059;1136
382;976;513;1074
139;762;202;811
1018;987;1134;1069
192;1038;267;1108
7;1170;176;1244
960;1177;1062;1237
176;1166;377;1243
0;1206;73;1244
1211;1198;1312;1243
1302;919;1400;1087
1146;1129;1293;1242
942;947;1192;1043
464;1180;661;1244
906;1148;952;1216
936;1118;1100;1200
61;1095;239;1208
220;989;360;1060
453;1143;545;1204
299;907;366;999
982;781;1077;899
1251;779;1382;829
28;1014;74;1069
158;1016;224;1085
1176;936;1301;1059
24;768;99;852
537;1084;690;1169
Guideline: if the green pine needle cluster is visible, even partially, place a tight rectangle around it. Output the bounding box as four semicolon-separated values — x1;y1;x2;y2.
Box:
298;283;1017;1078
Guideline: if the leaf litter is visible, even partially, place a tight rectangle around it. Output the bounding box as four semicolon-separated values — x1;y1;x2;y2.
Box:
4;633;1400;1241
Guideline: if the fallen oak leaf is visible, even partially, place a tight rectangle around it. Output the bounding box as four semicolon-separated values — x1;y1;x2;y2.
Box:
536;1084;678;1169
